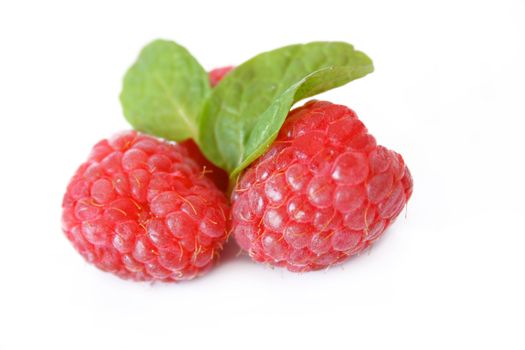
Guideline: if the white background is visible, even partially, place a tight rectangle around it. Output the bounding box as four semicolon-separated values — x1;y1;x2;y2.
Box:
1;0;524;349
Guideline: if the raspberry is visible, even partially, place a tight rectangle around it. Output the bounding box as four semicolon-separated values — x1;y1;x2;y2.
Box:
208;66;234;87
231;100;413;272
62;131;229;281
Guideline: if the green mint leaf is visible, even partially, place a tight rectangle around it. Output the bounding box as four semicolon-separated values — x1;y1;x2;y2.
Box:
197;41;373;178
120;39;210;141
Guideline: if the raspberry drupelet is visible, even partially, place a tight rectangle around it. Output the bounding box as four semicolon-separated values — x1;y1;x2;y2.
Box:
62;131;230;281
231;100;413;272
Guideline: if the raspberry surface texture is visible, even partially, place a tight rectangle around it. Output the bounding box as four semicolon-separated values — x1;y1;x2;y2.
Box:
231;100;413;272
179;139;229;192
62;131;229;281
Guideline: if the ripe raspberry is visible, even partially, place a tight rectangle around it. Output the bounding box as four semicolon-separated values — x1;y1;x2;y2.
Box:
61;131;229;281
208;66;234;87
231;100;413;272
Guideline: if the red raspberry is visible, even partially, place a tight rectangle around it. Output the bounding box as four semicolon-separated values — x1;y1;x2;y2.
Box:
231;100;413;272
61;131;230;281
208;66;234;87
